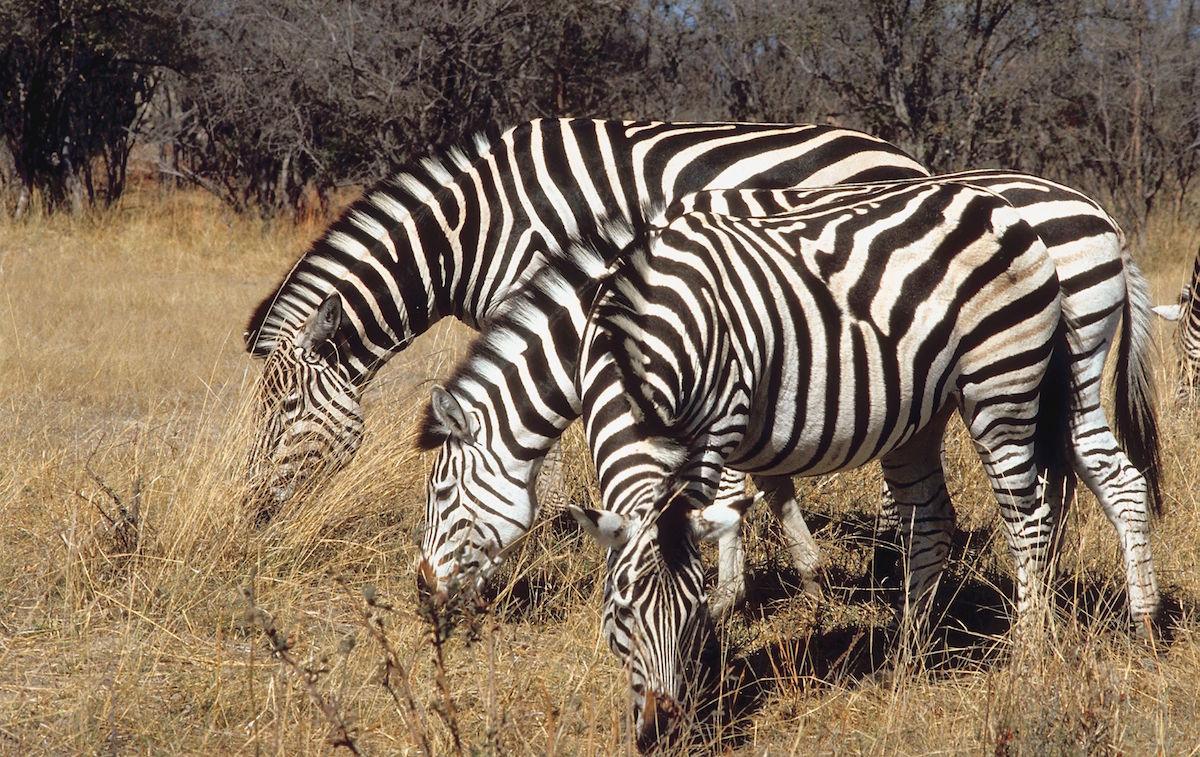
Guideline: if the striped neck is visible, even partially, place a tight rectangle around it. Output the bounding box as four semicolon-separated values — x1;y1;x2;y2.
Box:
245;138;495;383
434;229;627;460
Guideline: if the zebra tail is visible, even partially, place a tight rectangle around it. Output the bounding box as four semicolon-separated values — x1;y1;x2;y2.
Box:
1113;253;1165;517
1035;314;1080;541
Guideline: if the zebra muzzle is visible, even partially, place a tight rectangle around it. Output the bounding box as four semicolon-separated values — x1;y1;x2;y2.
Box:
415;558;448;607
636;690;681;752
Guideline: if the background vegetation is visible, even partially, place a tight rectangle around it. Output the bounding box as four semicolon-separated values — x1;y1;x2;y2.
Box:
0;195;1197;753
0;0;1197;226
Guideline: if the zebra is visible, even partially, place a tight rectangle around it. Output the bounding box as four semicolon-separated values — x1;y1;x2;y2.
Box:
568;181;1092;748
414;173;1162;627
242;118;930;512
1152;247;1200;399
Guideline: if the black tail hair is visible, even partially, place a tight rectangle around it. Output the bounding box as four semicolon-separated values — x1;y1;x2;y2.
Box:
1113;258;1164;517
1035;317;1081;559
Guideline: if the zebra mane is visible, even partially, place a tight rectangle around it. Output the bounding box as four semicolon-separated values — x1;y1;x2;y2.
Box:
589;243;678;438
244;127;502;357
415;212;650;450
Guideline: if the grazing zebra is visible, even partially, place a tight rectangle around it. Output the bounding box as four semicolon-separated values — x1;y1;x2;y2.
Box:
1152;247;1200;399
242;118;929;510
570;181;1085;748
415;174;1162;628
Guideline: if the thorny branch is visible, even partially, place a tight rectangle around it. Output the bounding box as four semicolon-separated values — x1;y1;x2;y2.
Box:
242;583;362;754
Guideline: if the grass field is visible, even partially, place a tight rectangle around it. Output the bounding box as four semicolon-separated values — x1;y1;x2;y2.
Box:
1;190;1198;754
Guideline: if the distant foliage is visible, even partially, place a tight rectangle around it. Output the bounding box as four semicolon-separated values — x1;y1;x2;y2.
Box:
0;0;184;216
0;0;1196;224
152;0;660;217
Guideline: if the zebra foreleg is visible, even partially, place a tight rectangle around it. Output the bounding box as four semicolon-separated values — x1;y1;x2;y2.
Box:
754;475;823;599
709;468;750;618
534;439;569;519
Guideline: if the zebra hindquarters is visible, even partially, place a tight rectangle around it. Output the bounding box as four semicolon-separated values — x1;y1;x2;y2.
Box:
958;315;1074;634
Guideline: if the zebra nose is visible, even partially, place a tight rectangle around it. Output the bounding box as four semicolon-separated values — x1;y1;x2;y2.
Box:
416;558;448;607
635;690;681;752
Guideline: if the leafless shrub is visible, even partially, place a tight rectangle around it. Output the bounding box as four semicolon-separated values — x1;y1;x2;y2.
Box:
0;0;185;216
242;580;362;754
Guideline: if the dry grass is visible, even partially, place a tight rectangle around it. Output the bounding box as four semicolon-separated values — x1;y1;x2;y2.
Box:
1;190;1198;754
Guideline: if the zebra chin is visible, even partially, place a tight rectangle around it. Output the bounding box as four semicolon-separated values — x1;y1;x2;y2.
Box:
241;478;296;525
242;464;321;524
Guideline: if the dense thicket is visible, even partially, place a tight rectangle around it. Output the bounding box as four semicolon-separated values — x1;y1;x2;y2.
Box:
0;0;1196;226
0;0;184;214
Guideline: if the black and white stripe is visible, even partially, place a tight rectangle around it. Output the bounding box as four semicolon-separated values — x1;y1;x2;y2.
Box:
243;119;929;510
1153;247;1200;399
574;179;1080;744
413;173;1162;630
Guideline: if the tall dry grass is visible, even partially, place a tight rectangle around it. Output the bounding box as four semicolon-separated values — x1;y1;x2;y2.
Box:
0;190;1197;754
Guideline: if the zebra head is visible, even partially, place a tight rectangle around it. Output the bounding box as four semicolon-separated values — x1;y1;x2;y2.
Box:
569;493;756;751
246;294;364;515
415;385;540;607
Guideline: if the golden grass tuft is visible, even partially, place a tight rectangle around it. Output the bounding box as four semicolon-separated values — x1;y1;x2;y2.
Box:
0;190;1198;753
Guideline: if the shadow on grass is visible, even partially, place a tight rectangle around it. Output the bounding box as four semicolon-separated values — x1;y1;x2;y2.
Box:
690;518;1188;753
481;505;1191;752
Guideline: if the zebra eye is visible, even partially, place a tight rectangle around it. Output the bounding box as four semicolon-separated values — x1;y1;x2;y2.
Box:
281;394;302;413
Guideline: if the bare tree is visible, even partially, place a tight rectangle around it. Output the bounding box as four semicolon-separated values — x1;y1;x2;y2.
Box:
0;0;183;216
5;0;1193;220
159;0;660;217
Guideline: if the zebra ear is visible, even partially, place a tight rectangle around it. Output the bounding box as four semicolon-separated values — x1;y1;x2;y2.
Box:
428;385;478;443
568;505;630;550
1152;303;1183;321
297;293;343;350
689;493;761;543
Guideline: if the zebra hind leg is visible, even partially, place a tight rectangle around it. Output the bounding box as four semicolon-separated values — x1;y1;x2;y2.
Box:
974;433;1062;635
1066;314;1160;627
965;332;1077;640
1070;406;1160;625
879;414;956;661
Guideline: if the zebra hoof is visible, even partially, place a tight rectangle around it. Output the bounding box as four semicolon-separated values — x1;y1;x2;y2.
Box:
1133;613;1163;649
799;574;823;601
709;589;745;619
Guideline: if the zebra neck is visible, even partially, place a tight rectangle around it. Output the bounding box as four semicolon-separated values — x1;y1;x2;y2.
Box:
344;126;613;380
444;257;618;463
454;338;582;465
